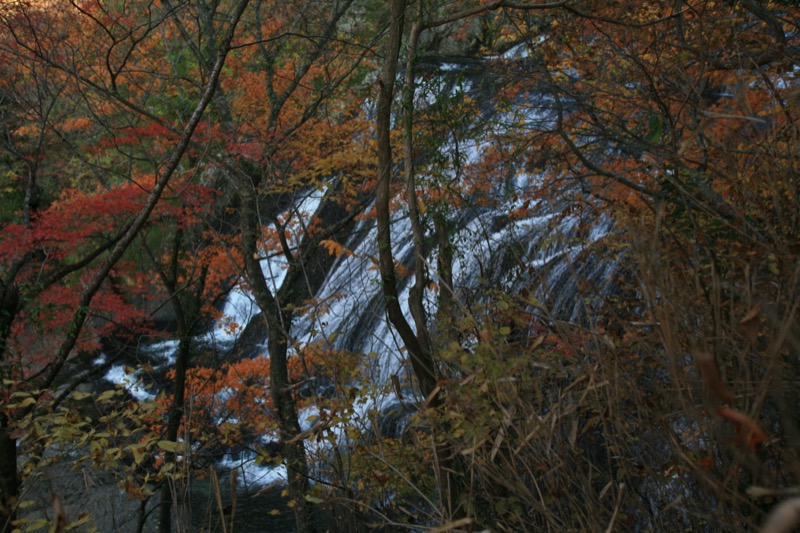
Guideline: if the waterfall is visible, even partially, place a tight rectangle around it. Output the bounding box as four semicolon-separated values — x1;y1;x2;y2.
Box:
102;53;617;491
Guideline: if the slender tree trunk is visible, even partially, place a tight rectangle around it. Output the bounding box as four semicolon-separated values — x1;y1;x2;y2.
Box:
376;0;519;521
267;315;312;532
157;336;192;533
375;0;467;523
149;223;211;533
239;189;313;533
434;211;456;344
375;0;438;399
404;13;434;358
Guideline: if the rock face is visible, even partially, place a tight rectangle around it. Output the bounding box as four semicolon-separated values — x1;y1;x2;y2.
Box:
19;451;157;533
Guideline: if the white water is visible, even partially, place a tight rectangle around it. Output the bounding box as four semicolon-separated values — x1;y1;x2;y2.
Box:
104;338;179;401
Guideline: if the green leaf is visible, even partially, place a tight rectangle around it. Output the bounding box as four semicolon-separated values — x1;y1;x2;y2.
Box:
645;114;663;143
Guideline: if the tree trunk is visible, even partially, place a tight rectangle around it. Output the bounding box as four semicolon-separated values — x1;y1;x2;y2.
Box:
267;315;312;532
375;0;438;400
404;15;434;359
376;0;489;522
434;211;456;344
239;189;313;533
157;335;192;533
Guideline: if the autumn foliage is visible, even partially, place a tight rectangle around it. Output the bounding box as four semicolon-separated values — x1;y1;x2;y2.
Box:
1;0;800;532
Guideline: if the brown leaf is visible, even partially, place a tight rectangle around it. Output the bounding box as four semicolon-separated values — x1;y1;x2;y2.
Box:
739;303;761;342
390;374;403;401
530;335;545;351
52;495;67;533
715;406;767;450
8;427;28;440
121;479;149;501
692;349;734;404
371;470;390;485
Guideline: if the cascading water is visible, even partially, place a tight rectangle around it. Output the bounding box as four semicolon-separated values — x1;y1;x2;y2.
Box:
103;181;613;490
201;197;613;493
100;48;618;531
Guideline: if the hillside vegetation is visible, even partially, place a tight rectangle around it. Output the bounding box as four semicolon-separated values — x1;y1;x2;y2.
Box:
1;1;799;531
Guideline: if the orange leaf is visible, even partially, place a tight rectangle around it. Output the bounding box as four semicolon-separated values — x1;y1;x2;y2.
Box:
320;239;346;257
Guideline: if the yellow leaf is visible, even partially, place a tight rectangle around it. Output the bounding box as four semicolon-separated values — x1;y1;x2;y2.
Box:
158;440;181;453
97;390;118;402
17;397;36;408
